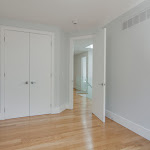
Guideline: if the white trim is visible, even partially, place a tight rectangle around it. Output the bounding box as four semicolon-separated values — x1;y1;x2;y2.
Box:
0;25;55;120
103;28;107;122
51;32;55;114
69;35;95;110
0;27;5;120
0;26;54;36
70;35;94;40
52;104;69;114
106;110;150;141
69;38;74;109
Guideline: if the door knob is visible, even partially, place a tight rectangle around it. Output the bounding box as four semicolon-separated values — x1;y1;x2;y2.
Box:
99;83;106;86
25;81;28;84
31;81;36;84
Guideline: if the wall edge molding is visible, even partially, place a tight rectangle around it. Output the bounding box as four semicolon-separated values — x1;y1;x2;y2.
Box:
0;104;71;120
106;110;150;141
52;104;69;114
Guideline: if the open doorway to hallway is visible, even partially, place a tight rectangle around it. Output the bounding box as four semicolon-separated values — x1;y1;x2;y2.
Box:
69;29;106;123
73;38;93;100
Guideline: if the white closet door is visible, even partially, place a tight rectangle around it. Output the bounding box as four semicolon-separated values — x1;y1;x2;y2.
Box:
4;30;30;119
30;33;52;116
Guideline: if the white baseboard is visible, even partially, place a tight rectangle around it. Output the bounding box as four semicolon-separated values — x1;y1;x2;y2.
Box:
0;114;4;120
65;104;72;109
0;104;71;119
106;110;150;141
52;104;69;114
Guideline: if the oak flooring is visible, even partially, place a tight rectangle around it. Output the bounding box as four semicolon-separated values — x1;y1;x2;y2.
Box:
0;90;150;150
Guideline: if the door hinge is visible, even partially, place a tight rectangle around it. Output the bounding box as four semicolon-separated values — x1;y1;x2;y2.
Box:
4;73;5;77
4;36;5;42
51;41;52;47
4;108;5;112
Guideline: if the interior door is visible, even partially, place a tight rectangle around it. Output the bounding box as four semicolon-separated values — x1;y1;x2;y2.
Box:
4;30;30;119
30;33;52;116
92;28;106;122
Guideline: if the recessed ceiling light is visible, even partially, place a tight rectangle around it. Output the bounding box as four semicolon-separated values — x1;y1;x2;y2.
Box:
86;44;93;49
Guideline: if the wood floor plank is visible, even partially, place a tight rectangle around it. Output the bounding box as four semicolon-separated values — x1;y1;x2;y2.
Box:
0;90;149;150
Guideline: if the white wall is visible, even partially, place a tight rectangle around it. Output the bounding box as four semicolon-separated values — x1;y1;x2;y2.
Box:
58;32;70;107
0;18;69;115
106;0;150;139
74;52;88;90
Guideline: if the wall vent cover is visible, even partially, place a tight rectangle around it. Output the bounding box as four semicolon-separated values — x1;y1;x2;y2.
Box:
147;9;150;18
128;18;133;27
122;8;150;30
122;21;128;30
133;15;139;25
139;11;146;22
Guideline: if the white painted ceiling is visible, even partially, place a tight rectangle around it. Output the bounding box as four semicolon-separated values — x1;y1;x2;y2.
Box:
74;38;93;55
0;0;145;32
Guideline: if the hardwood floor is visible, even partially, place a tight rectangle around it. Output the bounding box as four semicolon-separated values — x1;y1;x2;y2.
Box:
0;91;150;150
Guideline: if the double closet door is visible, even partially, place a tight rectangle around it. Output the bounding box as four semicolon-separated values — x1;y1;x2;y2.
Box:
4;30;52;119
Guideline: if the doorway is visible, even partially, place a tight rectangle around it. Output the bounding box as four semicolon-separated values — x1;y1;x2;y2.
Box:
73;38;93;100
69;28;106;122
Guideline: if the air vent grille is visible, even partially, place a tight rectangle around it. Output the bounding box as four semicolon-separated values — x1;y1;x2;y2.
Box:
122;8;150;30
128;18;133;27
147;9;150;18
133;15;139;25
122;21;128;30
139;11;146;22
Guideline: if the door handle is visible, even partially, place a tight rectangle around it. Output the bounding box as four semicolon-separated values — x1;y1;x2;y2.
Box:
31;81;36;84
25;81;28;84
98;83;106;86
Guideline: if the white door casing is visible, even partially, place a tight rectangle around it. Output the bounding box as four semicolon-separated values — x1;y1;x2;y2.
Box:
92;28;106;122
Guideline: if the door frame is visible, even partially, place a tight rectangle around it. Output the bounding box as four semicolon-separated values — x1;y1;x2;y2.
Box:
68;35;95;109
81;56;87;92
0;26;55;120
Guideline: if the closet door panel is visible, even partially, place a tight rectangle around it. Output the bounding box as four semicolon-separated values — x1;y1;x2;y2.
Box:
30;33;52;116
4;30;30;119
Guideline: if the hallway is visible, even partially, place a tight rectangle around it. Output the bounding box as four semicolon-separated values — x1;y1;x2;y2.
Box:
0;90;149;150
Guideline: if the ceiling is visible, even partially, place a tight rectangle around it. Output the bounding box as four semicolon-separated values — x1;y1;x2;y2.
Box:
0;0;145;32
74;38;93;55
